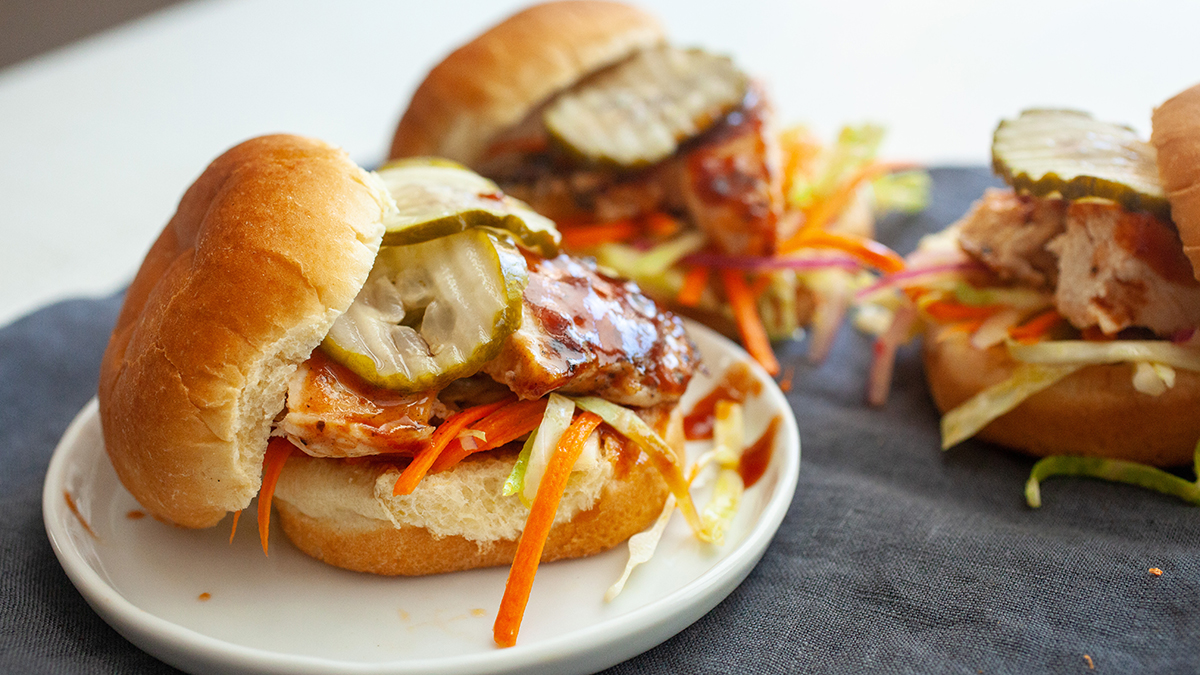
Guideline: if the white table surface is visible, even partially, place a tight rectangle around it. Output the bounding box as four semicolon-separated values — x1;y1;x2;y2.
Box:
2;0;1197;328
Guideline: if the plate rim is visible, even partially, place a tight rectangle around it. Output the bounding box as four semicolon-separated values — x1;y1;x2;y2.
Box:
43;320;800;675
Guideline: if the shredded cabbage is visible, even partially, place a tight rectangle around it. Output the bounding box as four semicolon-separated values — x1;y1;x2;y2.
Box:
700;471;744;546
571;396;712;541
1132;362;1176;396
941;363;1084;449
970;308;1023;350
631;231;708;278
788;123;884;209
952;284;1052;311
870;170;931;213
1007;339;1200;372
502;428;538;499
605;494;675;602
1026;439;1200;508
521;394;575;504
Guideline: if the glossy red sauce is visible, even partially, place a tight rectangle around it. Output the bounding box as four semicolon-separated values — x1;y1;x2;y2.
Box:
738;415;780;489
683;362;762;440
1083;203;1198;286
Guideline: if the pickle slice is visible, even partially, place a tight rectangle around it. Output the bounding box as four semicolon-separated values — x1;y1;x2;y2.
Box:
322;229;528;392
992;109;1169;219
376;158;560;257
543;46;749;168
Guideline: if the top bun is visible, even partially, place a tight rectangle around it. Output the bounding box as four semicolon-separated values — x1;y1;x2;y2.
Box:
1151;82;1200;280
389;0;664;165
98;135;392;528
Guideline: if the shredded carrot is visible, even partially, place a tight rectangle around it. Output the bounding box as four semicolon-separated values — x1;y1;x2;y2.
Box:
392;397;513;496
429;398;549;473
749;275;773;297
719;268;780;376
644;212;681;238
677;265;709;307
779;126;824;197
922;300;1002;323
229;510;241;545
778;365;795;393
797;160;920;236
258;438;294;556
1008;309;1064;343
559;220;638;249
494;411;604;648
779;229;905;273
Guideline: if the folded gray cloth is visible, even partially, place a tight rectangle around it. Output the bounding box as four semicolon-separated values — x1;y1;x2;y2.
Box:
4;169;1198;674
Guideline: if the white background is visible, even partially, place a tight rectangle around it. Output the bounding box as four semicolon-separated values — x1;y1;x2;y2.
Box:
2;0;1198;326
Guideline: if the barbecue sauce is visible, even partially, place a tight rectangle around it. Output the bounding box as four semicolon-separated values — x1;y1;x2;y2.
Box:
683;362;762;440
738;416;780;489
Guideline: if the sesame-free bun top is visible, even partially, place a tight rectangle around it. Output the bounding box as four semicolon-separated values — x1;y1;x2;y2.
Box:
1152;82;1200;281
389;0;664;166
98;135;392;528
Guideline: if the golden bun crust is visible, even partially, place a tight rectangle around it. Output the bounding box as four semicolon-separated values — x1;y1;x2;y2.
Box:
1152;82;1200;281
923;325;1200;466
98;135;391;528
389;0;664;165
274;446;669;576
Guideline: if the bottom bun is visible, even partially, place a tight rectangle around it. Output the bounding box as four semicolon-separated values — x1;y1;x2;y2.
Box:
923;325;1200;466
273;443;669;576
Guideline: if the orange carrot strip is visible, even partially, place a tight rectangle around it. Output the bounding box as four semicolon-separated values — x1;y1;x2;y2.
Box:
559;220;638;249
796;160;920;235
392;398;513;496
720;268;781;376
779;229;906;273
494;411;604;648
229;510;241;545
430;399;549;473
677;265;710;307
645;212;681;238
948;318;988;335
257;438;294;556
923;300;1002;322
1008;309;1064;343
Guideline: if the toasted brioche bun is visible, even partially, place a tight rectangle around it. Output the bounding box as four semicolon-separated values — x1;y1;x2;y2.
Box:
923;326;1200;466
1152;82;1200;281
98;135;392;528
389;0;664;166
273;440;670;576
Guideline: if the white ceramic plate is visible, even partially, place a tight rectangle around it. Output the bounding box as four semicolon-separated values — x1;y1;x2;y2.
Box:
43;321;799;675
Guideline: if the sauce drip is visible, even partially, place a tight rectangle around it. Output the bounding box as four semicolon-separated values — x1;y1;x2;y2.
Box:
683;362;762;440
738;416;780;489
1087;203;1199;286
63;491;97;539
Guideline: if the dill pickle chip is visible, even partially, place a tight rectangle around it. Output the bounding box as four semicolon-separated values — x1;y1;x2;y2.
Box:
322;229;528;392
543;46;749;168
992;109;1170;219
376;158;560;257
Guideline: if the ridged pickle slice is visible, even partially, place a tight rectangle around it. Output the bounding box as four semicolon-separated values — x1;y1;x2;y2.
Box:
377;158;560;257
543;46;749;168
992;109;1169;219
322;229;528;392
